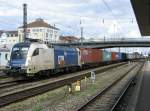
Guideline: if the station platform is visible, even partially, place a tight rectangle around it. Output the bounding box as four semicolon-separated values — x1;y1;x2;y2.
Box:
135;61;150;111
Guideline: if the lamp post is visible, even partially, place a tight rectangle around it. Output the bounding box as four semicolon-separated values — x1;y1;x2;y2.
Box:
80;18;83;47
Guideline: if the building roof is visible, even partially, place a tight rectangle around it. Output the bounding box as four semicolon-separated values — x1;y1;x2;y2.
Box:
131;0;150;36
60;36;79;43
5;31;18;35
0;30;4;37
19;18;59;30
4;31;18;36
0;30;18;37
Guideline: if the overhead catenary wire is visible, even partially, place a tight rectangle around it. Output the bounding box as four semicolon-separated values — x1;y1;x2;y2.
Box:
101;0;122;30
0;0;137;38
0;0;136;24
101;0;138;39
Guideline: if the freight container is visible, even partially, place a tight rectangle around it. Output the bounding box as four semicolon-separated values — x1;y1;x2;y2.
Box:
127;52;141;60
103;50;112;62
118;52;121;60
54;46;79;68
116;52;120;60
133;52;141;59
80;48;103;65
111;52;119;61
119;53;127;61
127;53;135;60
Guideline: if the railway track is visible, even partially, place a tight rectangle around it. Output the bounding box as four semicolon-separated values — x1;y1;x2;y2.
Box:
76;62;144;111
0;76;23;86
0;75;8;79
0;62;126;107
110;62;144;111
0;71;21;85
0;79;27;90
0;71;8;79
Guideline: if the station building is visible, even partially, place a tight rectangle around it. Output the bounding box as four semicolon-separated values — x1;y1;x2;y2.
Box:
18;18;60;43
0;30;19;47
0;48;10;67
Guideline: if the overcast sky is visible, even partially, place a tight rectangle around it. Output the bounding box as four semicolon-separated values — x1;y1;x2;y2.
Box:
0;0;150;54
0;0;141;39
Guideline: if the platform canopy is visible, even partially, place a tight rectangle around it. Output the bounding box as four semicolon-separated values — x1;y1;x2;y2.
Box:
131;0;150;36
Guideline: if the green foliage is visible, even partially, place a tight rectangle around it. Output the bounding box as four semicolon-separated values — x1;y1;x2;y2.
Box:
32;103;43;111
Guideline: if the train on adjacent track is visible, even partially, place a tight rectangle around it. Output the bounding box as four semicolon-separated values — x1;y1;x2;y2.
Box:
5;42;143;77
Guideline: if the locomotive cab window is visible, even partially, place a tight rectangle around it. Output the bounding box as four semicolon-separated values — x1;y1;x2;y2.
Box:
33;48;39;56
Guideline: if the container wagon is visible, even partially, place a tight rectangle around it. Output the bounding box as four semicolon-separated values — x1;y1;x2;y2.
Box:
54;46;80;70
119;53;127;61
80;48;103;67
103;50;112;63
111;52;120;62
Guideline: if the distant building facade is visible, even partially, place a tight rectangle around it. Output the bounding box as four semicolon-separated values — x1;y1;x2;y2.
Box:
59;36;79;43
0;48;10;67
0;31;19;46
0;30;5;45
18;18;60;43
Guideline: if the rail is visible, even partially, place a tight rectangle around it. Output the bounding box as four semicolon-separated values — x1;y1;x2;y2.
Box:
110;62;144;111
76;62;143;111
0;62;125;107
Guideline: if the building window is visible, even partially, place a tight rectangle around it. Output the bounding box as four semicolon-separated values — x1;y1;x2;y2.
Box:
50;34;52;38
54;31;57;34
46;33;48;37
37;29;39;32
19;30;23;33
32;29;35;32
40;29;43;32
5;53;8;60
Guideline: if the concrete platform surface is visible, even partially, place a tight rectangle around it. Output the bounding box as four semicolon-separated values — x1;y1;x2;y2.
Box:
136;61;150;111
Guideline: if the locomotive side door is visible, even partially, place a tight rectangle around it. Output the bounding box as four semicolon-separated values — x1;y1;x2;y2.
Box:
30;48;41;74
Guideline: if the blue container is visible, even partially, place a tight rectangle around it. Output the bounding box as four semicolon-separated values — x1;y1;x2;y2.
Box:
117;52;122;60
122;53;127;61
119;53;127;61
54;46;79;68
102;50;112;62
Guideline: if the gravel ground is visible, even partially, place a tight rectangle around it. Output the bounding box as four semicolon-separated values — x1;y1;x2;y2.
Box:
0;71;5;76
0;63;136;111
0;66;5;70
0;63;125;96
81;63;142;111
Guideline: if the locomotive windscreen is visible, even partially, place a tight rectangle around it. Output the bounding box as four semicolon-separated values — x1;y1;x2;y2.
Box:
11;46;29;60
